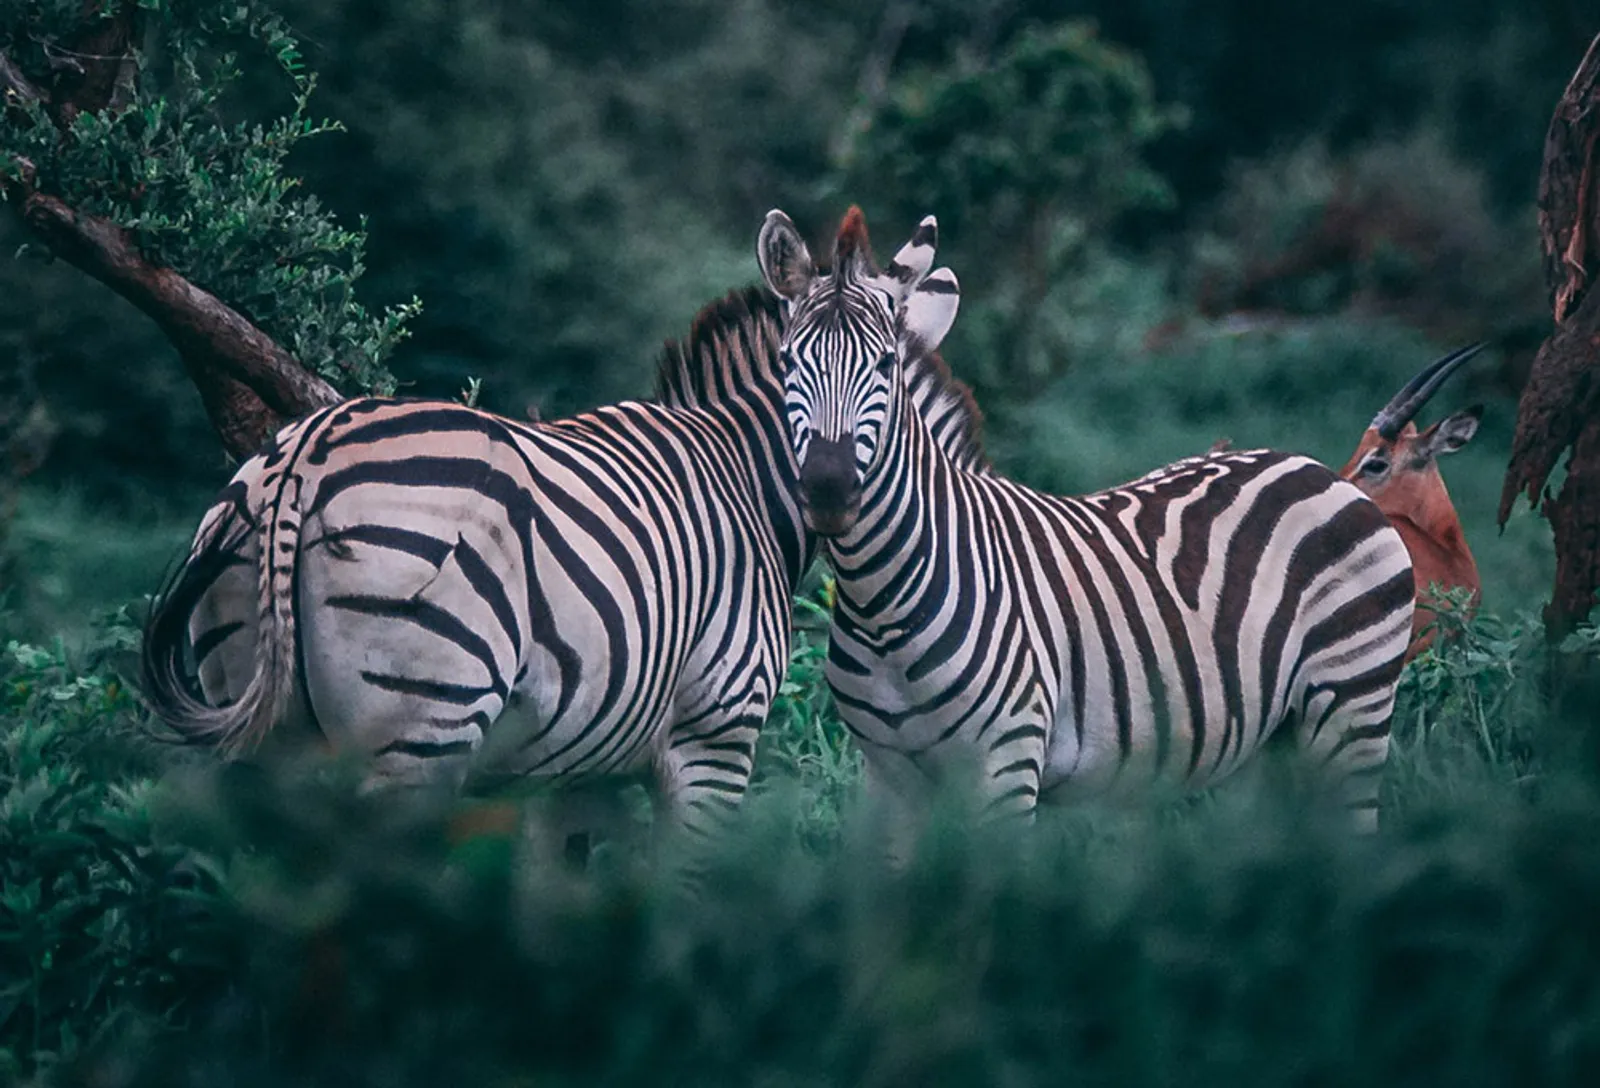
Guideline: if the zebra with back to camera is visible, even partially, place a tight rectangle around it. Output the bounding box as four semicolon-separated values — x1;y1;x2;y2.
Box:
757;206;1416;853
142;284;982;843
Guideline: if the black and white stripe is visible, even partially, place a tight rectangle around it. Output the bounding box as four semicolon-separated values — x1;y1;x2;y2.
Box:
757;208;1415;846
142;286;970;838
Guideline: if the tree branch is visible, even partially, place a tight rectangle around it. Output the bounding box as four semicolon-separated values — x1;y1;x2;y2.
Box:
17;189;341;455
0;47;43;106
1;26;344;460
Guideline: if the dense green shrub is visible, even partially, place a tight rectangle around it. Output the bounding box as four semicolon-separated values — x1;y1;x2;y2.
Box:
1182;133;1543;340
751;578;861;853
0;0;417;399
7;597;1597;1086
0;622;228;1080
836;21;1181;253
836;20;1183;390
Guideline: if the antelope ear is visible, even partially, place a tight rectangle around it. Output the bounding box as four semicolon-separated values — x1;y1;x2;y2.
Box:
1431;405;1482;456
757;210;815;300
1415;405;1481;462
901;267;960;353
881;215;939;302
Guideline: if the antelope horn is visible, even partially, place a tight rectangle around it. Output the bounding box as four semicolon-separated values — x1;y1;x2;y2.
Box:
1371;342;1485;440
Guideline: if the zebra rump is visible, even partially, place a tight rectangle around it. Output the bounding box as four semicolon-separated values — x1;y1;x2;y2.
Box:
141;289;804;833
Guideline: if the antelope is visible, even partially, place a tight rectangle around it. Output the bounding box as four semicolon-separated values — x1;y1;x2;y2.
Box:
1338;344;1484;659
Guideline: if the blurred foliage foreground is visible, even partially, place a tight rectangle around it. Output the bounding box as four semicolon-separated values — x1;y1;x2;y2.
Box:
2;591;1599;1087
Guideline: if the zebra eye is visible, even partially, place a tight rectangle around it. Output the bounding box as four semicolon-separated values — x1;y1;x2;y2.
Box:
875;351;896;375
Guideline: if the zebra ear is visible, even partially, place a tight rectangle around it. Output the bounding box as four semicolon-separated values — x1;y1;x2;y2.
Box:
901;267;959;352
882;215;939;302
757;209;815;300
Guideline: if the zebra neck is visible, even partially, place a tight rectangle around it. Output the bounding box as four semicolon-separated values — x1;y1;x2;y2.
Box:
730;381;815;594
826;402;949;630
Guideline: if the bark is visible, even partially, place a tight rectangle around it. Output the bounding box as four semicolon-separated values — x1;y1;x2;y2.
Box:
0;12;342;460
1500;29;1600;638
0;361;55;588
1548;412;1600;636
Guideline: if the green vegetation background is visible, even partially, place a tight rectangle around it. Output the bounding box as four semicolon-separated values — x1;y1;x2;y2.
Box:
4;1;1600;1084
0;0;1568;639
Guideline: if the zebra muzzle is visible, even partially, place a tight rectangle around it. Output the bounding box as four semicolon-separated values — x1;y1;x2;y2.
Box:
799;435;862;537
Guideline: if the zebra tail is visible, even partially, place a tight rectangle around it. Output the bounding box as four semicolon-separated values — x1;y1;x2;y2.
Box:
141;475;304;759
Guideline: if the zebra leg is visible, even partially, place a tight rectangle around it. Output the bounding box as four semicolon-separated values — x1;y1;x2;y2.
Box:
654;702;764;842
1297;686;1398;833
979;716;1049;826
635;702;764;899
860;745;928;869
859;715;1048;869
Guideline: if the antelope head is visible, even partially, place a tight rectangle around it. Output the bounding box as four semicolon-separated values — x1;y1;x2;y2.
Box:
1340;343;1485;657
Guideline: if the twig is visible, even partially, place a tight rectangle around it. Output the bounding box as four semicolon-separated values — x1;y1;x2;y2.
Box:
0;47;44;105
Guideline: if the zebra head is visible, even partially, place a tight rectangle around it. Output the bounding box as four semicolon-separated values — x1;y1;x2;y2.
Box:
756;205;960;537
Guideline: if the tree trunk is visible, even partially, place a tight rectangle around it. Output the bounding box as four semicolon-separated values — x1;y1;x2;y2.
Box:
0;5;340;461
1500;29;1600;640
1;360;54;584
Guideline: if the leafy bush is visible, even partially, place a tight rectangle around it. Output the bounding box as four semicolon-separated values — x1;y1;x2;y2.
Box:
247;0;857;418
1;488;200;644
3;597;1600;1085
0;624;228;1080
752;578;862;853
837;21;1182;251
0;0;417;398
836;20;1183;391
1183;133;1543;341
1386;594;1600;819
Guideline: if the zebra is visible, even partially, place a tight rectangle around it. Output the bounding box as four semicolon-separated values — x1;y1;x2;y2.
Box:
755;206;1416;850
141;285;980;845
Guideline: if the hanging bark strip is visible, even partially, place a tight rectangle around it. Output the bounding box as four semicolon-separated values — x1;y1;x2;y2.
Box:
1500;30;1600;639
0;5;340;460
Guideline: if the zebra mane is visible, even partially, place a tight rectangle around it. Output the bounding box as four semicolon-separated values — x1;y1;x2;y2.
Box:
653;286;785;410
903;346;990;474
